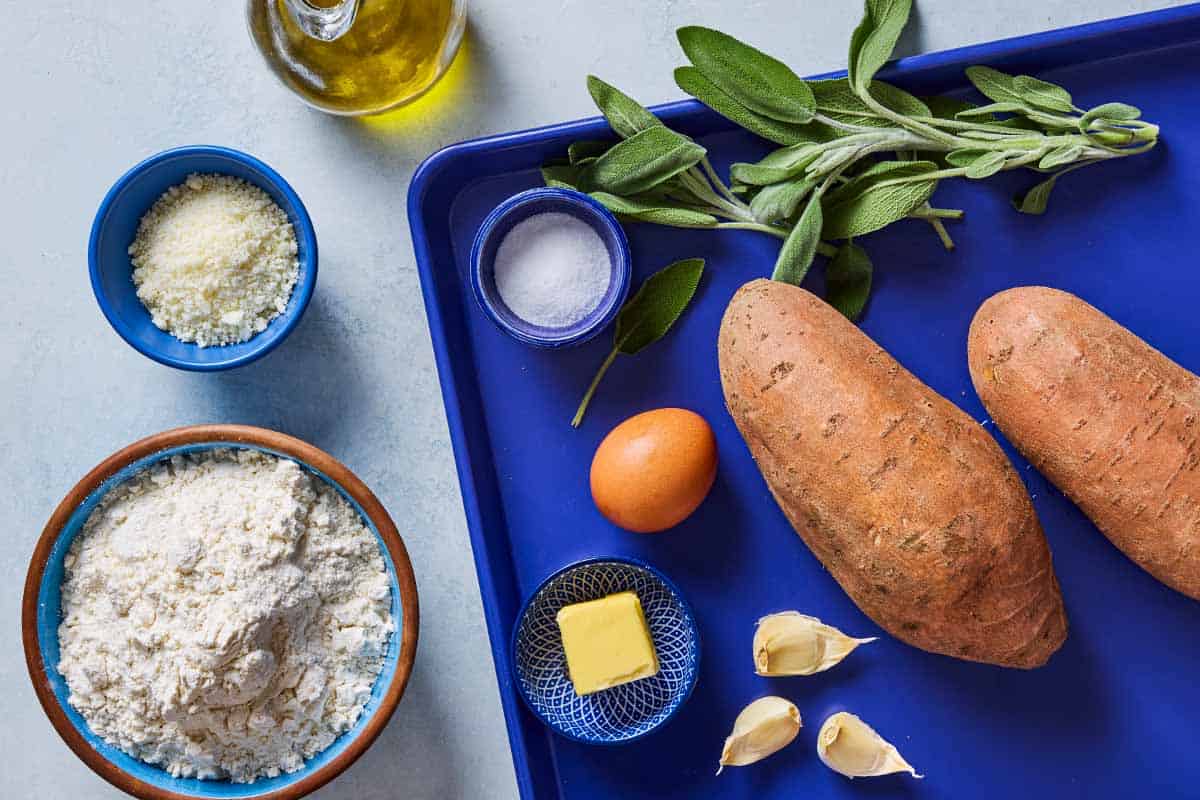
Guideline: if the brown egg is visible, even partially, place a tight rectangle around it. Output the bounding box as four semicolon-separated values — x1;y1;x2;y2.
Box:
590;408;718;533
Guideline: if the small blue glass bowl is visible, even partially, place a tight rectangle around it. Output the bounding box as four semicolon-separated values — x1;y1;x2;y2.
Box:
470;188;631;348
89;145;318;371
511;557;701;744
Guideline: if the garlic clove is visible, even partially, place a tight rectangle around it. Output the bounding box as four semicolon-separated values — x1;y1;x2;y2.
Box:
753;611;876;676
816;711;922;779
717;696;801;774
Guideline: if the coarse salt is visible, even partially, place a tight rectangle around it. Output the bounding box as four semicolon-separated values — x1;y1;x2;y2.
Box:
128;173;299;347
493;212;611;328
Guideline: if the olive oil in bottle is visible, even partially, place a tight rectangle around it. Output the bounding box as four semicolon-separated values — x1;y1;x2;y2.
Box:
247;0;465;116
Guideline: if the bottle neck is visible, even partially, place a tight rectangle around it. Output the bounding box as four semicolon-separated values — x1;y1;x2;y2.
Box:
283;0;360;42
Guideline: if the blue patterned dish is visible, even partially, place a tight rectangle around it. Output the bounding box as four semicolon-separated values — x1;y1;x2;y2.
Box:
511;557;700;744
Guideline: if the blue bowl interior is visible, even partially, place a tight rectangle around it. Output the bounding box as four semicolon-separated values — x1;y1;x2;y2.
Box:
90;147;317;370
471;189;630;348
35;442;403;798
512;558;700;744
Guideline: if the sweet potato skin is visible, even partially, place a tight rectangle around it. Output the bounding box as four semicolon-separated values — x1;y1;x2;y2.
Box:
719;280;1067;668
969;286;1200;601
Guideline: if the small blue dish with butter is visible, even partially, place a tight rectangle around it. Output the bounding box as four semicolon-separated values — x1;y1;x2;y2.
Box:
471;188;631;348
510;557;701;744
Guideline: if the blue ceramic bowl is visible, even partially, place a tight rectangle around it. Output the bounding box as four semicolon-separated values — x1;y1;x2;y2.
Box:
89;146;318;371
511;557;701;744
22;426;419;800
470;188;631;348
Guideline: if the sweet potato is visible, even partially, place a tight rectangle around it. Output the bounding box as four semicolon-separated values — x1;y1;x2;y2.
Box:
719;280;1067;668
969;286;1200;601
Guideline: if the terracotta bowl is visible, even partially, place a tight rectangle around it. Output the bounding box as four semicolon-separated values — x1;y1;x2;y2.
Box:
21;425;419;800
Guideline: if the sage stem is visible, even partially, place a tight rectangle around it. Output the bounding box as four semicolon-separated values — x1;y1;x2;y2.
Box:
929;218;955;250
857;90;964;148
572;345;621;428
909;207;964;220
677;169;753;222
716;222;789;239
700;157;743;205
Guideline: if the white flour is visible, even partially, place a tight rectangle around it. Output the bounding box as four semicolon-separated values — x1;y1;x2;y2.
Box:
56;449;394;783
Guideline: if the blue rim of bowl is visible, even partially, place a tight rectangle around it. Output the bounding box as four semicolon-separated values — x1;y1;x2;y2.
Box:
469;187;631;349
87;145;319;372
508;555;702;745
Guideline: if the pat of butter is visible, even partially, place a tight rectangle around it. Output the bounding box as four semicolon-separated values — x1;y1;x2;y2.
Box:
556;591;660;696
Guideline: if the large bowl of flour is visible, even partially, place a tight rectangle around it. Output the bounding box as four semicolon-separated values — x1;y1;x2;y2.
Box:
22;425;419;800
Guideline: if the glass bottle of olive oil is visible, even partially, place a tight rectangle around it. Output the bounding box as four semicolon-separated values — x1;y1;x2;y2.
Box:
247;0;465;116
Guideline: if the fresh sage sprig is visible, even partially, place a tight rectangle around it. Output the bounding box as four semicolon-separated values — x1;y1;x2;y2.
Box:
544;0;1159;321
572;258;705;428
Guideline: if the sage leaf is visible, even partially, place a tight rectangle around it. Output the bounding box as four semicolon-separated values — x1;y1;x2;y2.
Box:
1024;110;1080;131
825;241;873;321
957;129;1008;141
542;163;585;190
572;258;705;428
677;26;816;123
757;142;824;170
628;208;721;227
923;95;978;119
569;140;612;164
675;66;826;146
945;149;989;167
582;125;706;195
955;101;1028;118
772;195;824;286
1038;144;1083;170
1079;102;1142;131
831;158;923;187
964;65;1025;105
731;162;804;186
851;79;932;117
1012;174;1057;215
933;94;1039;130
751;178;817;224
811;77;930;126
617;258;706;354
848;0;914;92
963;151;1007;179
1000;115;1048;132
1012;74;1075;113
806;143;866;177
587;75;661;139
966;65;1081;123
589;192;718;227
730;145;821;186
823;160;939;240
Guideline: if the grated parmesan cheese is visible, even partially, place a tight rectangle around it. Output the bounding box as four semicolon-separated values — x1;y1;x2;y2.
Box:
128;173;300;347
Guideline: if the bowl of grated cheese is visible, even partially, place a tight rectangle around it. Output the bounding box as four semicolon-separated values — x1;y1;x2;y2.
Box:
22;425;419;800
89;146;318;371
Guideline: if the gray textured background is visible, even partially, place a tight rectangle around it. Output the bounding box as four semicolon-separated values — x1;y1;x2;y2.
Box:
0;1;1186;797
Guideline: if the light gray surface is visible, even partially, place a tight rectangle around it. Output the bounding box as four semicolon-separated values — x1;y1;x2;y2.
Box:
0;1;1185;797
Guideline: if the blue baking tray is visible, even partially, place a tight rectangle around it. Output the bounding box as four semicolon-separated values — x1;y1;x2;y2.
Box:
409;5;1200;798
